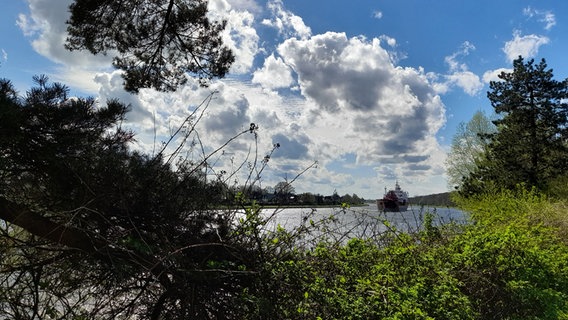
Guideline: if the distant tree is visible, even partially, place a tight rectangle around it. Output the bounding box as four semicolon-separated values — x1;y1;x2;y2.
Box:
299;192;316;205
462;57;568;195
446;110;495;190
66;0;234;92
315;193;324;205
274;181;295;195
274;181;295;204
341;193;353;205
352;193;362;204
264;186;275;195
249;184;264;200
235;184;263;202
332;190;340;203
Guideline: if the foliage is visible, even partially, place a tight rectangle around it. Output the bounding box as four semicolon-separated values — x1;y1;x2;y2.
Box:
461;56;568;196
409;191;456;207
450;226;568;319
0;76;266;319
276;237;476;320
257;191;568;320
545;172;568;200
446;110;496;190
453;188;568;319
66;0;234;92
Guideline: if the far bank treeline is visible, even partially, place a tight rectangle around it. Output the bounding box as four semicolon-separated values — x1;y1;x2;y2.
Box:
233;182;365;206
409;192;455;207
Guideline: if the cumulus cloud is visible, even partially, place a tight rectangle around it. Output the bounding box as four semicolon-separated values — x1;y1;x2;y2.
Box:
279;33;395;113
251;54;294;89
244;28;448;190
204;97;251;138
208;0;260;74
275;31;446;184
92;71;266;169
523;6;556;30
271;131;310;160
94;71;154;125
373;11;383;19
503;31;549;63
262;0;311;39
17;0;111;68
223;0;262;13
16;0;114;93
18;0;261;91
445;71;483;96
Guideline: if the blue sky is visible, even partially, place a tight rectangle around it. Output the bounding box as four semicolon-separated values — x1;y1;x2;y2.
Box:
1;0;567;198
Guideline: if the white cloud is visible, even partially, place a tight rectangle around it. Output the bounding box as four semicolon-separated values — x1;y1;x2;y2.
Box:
373;10;383;19
16;13;44;36
208;2;260;74
503;31;549;62
440;41;482;96
445;71;483;96
51;66;110;93
542;12;556;30
276;32;447;183
445;41;475;72
224;0;262;13
262;0;311;39
93;72;265;166
378;35;405;64
482;68;511;83
94;71;154;125
432;82;449;95
17;0;111;68
1;49;7;61
124;28;449;195
16;0;113;93
379;35;396;48
251;54;294;89
523;6;556;30
19;0;262;91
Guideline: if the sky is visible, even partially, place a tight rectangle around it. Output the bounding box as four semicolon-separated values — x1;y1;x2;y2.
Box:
1;0;567;199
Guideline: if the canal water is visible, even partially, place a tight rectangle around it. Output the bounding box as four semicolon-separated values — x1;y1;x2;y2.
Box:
258;204;468;243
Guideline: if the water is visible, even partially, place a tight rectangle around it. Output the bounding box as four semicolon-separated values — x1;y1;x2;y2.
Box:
258;204;468;243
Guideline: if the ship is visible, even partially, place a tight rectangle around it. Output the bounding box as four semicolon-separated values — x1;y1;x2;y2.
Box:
377;181;409;212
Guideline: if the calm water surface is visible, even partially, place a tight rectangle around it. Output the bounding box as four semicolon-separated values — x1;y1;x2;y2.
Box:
258;204;468;241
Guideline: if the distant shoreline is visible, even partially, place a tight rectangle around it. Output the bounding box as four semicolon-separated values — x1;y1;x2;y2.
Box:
254;203;370;209
408;191;456;207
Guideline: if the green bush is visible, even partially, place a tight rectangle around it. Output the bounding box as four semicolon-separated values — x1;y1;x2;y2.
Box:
450;225;568;319
450;188;568;319
263;236;476;319
255;189;568;320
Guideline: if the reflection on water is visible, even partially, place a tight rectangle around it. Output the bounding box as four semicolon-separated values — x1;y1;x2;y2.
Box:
259;204;468;242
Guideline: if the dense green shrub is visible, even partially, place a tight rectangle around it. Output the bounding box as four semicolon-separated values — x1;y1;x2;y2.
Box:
452;188;568;319
450;225;568;319
260;227;476;319
254;189;568;320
